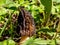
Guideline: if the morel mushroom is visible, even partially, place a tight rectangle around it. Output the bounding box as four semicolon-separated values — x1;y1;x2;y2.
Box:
17;6;35;45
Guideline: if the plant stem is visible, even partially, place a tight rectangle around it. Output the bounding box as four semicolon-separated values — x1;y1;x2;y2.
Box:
0;11;12;37
0;19;8;37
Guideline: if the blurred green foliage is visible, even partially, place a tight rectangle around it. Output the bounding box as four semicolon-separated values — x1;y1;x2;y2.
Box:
0;0;60;45
0;38;16;45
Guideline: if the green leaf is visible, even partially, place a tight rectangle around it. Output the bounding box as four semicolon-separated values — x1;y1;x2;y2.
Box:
0;7;7;15
0;0;6;6
8;39;16;45
57;0;60;3
22;37;34;45
40;0;52;14
51;6;56;14
0;42;3;45
49;40;56;45
19;0;24;5
3;40;7;45
0;39;16;45
34;39;51;45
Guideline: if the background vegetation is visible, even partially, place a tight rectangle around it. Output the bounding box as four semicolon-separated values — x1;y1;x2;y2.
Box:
0;0;60;45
